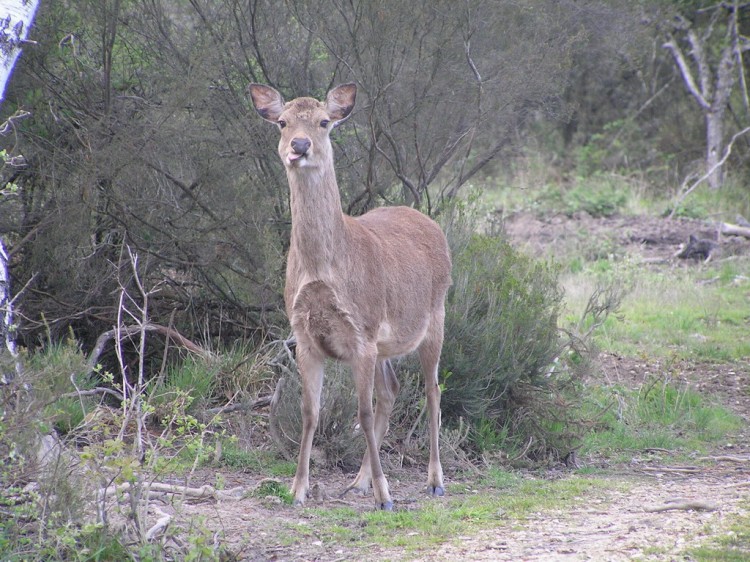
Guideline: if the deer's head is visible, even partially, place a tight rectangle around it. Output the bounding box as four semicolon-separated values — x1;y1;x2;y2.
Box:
248;83;356;170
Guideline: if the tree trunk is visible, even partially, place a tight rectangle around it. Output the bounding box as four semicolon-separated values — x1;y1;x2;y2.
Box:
0;0;40;103
705;109;725;190
0;239;21;383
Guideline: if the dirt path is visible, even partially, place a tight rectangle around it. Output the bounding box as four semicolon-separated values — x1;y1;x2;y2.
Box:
430;469;749;561
181;454;749;561
177;361;750;560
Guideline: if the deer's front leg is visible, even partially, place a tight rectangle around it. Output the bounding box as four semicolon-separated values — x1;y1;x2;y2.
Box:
343;360;399;497
291;344;324;506
352;352;393;510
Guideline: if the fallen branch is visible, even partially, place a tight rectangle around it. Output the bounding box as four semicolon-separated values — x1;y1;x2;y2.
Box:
644;499;718;513
638;466;701;474
145;505;172;541
202;395;272;418
720;222;750;239
104;481;244;503
86;323;213;376
697;455;750;463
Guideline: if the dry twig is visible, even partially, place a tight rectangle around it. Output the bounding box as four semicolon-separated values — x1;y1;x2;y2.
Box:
644;499;718;513
638;466;701;475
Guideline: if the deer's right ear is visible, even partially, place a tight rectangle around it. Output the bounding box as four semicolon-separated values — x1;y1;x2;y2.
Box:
247;84;285;123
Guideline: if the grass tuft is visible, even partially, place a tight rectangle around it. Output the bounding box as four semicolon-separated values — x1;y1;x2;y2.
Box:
580;379;743;458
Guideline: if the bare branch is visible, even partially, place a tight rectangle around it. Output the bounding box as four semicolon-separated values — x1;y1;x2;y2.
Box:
85;322;213;377
669;125;750;218
57;386;125;402
732;0;750;111
663;36;711;110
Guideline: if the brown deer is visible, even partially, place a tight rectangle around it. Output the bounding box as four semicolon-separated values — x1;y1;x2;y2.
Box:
248;82;451;510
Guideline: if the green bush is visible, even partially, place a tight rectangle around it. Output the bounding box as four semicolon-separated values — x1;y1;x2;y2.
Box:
563;178;628;217
440;202;568;454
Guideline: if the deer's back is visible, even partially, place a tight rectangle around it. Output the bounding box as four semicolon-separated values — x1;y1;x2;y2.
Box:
351;206;451;307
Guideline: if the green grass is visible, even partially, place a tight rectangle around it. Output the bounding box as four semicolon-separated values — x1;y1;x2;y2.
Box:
688;507;750;561
252;479;294;505
219;441;297;477
563;262;750;362
579;380;743;459
298;472;615;554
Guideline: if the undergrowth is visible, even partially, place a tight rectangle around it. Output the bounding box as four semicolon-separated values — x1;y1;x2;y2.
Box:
581;377;743;458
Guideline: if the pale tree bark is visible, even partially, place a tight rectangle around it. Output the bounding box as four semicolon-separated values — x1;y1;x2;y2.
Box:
1;238;21;382
663;2;750;189
1;0;39;380
0;0;40;105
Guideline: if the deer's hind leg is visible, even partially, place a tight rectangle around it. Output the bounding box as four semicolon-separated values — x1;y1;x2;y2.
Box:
418;310;445;497
342;359;399;497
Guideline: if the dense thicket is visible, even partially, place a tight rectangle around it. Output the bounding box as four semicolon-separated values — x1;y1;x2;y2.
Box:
1;0;749;354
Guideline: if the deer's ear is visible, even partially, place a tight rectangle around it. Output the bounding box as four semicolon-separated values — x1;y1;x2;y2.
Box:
325;83;356;126
247;84;285;123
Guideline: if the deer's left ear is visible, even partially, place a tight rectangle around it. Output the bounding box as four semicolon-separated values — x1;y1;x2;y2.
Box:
325;83;356;126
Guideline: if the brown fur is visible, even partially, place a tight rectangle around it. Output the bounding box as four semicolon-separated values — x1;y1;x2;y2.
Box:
248;83;451;509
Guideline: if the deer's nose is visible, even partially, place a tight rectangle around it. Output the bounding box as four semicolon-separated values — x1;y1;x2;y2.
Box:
291;138;311;155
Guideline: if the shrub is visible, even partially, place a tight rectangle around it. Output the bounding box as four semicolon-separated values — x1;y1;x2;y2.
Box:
563;178;628;217
1;337;225;560
438;200;598;459
441;217;563;425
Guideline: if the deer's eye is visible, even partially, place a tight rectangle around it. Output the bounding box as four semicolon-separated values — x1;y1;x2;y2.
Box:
320;119;330;128
278;119;287;129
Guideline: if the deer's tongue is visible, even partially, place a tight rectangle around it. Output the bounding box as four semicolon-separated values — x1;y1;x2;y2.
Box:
288;152;304;162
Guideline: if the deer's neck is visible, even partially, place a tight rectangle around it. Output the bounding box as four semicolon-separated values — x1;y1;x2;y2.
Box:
287;163;347;276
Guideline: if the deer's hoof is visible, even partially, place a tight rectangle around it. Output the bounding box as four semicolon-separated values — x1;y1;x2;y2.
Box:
292;499;305;507
378;500;394;511
428;485;445;497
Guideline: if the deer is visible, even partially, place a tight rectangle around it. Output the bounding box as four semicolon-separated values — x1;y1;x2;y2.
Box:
247;82;452;511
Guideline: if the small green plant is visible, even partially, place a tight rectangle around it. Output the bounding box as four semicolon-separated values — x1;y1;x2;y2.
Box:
149;357;216;418
472;417;511;454
252;479;294;505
